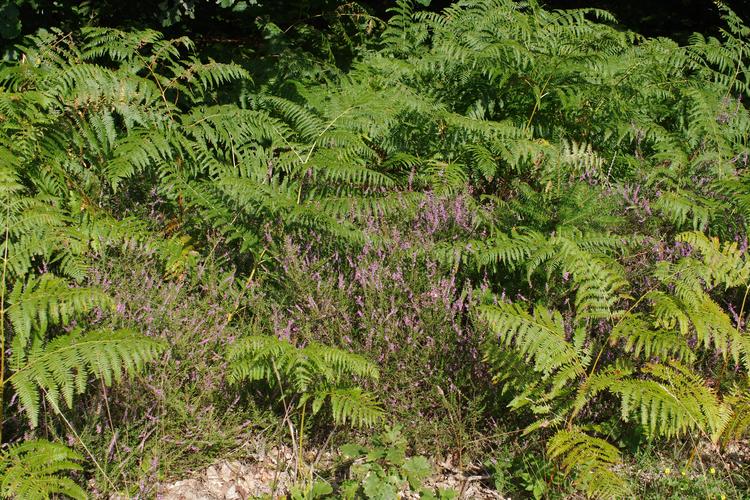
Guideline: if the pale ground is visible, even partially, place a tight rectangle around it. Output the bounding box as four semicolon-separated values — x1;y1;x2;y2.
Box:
156;444;505;499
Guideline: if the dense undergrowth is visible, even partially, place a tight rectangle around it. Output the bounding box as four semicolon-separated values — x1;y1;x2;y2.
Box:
3;0;750;498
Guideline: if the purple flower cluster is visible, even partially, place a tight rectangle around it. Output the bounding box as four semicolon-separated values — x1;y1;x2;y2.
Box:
268;194;490;425
86;253;256;477
621;184;652;223
414;191;476;238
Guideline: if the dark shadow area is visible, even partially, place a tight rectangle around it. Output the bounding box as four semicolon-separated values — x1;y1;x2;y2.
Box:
544;0;750;40
4;0;750;44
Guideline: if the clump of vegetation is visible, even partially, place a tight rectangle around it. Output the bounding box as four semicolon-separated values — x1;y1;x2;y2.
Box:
338;426;455;499
2;0;750;498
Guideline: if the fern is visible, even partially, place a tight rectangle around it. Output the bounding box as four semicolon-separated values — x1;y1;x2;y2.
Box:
228;335;383;427
0;41;179;487
0;440;86;500
610;315;695;362
8;328;165;428
648;260;743;363
468;229;629;319
325;388;382;428
677;231;750;288
616;361;731;442
547;427;631;499
481;229;750;495
6;275;112;350
480;301;591;432
654;191;715;231
480;302;586;379
720;385;750;445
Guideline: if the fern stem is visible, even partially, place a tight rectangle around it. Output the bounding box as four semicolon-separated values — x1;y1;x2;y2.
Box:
734;284;748;339
43;389;118;492
718;284;750;387
312;424;335;470
100;377;121;467
138;53;175;121
248;247;267;284
0;202;9;444
723;51;743;101
298;402;306;483
567;267;683;429
226;246;268;323
590;59;645;117
295;105;357;205
296;180;305;205
524;75;552;133
271;359;300;478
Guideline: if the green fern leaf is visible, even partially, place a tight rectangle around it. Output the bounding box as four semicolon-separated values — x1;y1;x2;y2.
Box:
548;427;631;499
480;302;586;378
326;387;384;427
0;439;86;500
7;275;112;351
616;361;731;441
8;328;165;428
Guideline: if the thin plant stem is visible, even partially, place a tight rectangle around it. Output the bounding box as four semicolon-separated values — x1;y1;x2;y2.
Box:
271;360;300;477
44;389;117;492
298;402;307;483
0;203;10;445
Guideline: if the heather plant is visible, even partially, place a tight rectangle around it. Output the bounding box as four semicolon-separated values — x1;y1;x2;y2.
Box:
76;248;270;497
265;225;492;451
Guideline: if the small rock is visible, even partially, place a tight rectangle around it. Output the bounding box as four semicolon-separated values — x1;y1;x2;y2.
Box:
219;463;234;482
223;483;241;500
